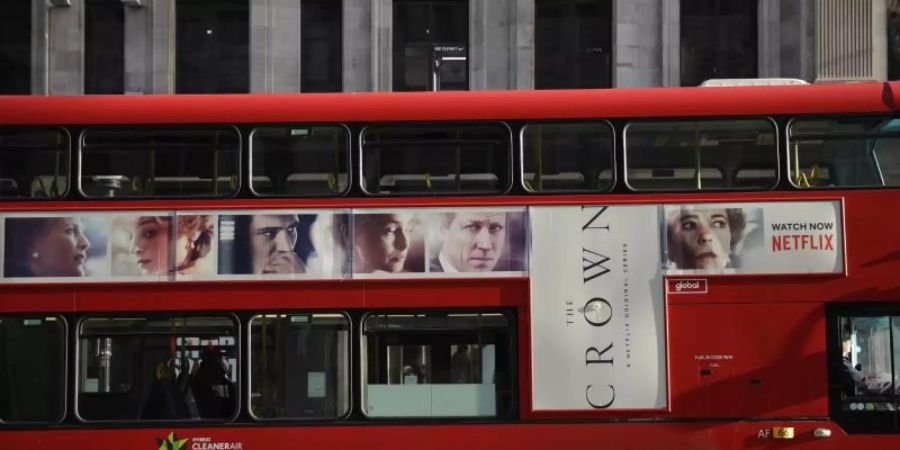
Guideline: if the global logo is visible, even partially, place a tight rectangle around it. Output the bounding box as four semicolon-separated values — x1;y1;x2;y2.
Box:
156;432;189;450
666;278;707;294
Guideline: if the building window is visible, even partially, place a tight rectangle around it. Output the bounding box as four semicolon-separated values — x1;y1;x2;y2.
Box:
889;1;900;80
680;0;757;86
535;0;612;89
176;0;249;93
301;0;342;92
393;0;468;91
0;0;31;94
85;0;125;94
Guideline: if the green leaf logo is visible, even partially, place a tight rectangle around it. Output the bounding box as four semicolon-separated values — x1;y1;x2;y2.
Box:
156;432;189;450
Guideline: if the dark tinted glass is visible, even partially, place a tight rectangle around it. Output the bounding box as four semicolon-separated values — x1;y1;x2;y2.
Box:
393;0;468;91
0;127;69;199
250;125;349;196
176;0;249;93
0;0;31;94
85;0;124;94
78;316;237;422
535;0;612;89
301;0;342;92
0;316;66;423
249;313;350;419
361;123;511;195
625;119;777;190
789;116;900;188
522;121;614;192
681;0;757;86
80;126;240;198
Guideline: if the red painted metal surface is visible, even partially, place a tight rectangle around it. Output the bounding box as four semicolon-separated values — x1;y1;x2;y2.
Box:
0;82;893;125
3;85;900;448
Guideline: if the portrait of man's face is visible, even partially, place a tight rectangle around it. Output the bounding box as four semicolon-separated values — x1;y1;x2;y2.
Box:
440;211;507;272
250;214;303;274
354;213;416;273
667;208;731;270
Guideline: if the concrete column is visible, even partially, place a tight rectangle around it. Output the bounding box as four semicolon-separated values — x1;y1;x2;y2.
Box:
758;0;780;77
124;1;152;94
614;0;662;87
510;0;534;90
470;0;515;90
371;0;391;91
779;0;816;81
30;0;48;94
250;0;302;93
47;0;84;94
344;0;373;92
660;0;679;86
150;0;174;93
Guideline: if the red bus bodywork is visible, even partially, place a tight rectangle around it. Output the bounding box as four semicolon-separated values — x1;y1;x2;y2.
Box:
2;83;900;449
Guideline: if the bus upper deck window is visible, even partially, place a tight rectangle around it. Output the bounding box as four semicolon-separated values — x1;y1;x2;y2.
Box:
79;126;240;198
250;125;350;196
624;118;778;191
360;122;512;195
789;116;900;189
521;121;614;193
0;127;69;199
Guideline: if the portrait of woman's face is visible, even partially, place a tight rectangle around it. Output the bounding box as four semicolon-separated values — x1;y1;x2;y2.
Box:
668;208;732;270
131;217;171;275
355;213;415;273
29;217;91;277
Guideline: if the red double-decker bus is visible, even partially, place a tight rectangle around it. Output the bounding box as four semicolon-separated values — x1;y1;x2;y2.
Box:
1;82;900;449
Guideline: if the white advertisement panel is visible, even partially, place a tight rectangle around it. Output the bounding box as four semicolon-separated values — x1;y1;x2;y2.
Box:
662;200;843;275
530;205;667;411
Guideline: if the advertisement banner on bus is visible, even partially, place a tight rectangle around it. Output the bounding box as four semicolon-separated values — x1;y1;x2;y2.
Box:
216;210;350;280
662;200;844;275
529;205;667;411
351;207;528;278
0;207;528;283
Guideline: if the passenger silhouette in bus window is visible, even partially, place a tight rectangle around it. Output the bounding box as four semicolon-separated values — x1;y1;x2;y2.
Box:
175;215;216;276
839;327;893;396
353;213;423;273
665;207;746;271
191;349;236;419
3;217;93;277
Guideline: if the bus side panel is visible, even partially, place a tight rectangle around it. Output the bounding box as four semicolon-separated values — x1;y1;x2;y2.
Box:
668;302;828;418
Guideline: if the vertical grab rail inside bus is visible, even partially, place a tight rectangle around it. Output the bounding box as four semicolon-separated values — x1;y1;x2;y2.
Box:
455;129;462;191
331;129;340;193
213;131;221;196
693;122;702;190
